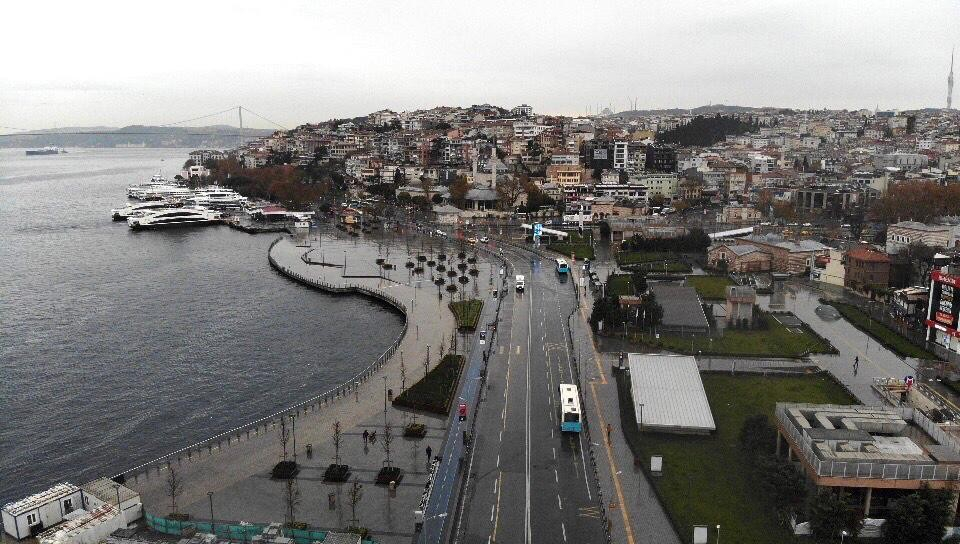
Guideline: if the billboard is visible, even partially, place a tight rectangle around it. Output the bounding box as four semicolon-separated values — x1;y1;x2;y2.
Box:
928;271;960;333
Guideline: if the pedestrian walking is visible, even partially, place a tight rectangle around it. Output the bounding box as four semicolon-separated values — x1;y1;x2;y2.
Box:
606;423;612;443
426;445;432;461
362;429;369;444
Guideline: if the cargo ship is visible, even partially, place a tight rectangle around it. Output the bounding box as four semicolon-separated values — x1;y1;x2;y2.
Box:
25;147;66;156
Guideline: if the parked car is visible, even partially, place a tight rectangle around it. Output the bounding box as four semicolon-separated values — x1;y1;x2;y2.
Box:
479;236;489;243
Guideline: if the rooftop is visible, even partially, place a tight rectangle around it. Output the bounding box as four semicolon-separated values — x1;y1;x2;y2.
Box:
648;283;710;331
3;483;80;516
627;353;716;434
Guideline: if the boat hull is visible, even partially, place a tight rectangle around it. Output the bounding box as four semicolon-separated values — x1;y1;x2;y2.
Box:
129;219;221;231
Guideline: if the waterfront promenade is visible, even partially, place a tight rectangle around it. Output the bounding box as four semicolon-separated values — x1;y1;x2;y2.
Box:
124;232;471;543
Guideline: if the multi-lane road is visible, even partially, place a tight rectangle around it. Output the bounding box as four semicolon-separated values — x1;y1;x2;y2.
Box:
454;245;606;543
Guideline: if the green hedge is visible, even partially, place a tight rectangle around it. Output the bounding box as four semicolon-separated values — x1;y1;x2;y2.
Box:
449;299;484;330
393;354;465;414
824;300;937;360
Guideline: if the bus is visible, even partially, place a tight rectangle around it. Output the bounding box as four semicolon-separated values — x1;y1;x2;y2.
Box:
558;383;582;432
556;258;570;274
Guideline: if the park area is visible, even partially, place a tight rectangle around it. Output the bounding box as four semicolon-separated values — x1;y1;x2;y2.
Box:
685;275;734;300
392;354;464;414
449;299;483;330
548;231;595;261
631;312;835;357
616;250;691;273
617;372;856;544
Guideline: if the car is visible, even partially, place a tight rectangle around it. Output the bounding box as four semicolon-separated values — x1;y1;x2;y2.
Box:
479;236;489;243
466;236;478;244
479;330;487;344
458;403;467;421
434;229;447;237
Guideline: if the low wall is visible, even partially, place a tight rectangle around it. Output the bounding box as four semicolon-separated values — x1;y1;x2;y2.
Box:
145;513;373;544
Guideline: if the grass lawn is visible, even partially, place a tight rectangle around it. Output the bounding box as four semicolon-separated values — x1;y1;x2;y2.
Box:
827;301;937;360
685;275;733;300
548;232;595;261
449;299;484;330
632;313;835;357
617;251;676;265
607;274;634;296
617;372;856;544
393;354;464;414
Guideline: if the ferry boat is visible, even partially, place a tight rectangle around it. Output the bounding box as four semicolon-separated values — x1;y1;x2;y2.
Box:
111;200;180;221
127;207;222;230
25;147;65;156
138;184;192;201
189;186;248;208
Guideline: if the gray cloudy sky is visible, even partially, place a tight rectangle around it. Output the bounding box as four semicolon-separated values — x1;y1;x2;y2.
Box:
2;0;959;130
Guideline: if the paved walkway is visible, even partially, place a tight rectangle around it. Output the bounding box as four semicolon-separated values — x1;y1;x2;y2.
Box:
125;231;483;543
568;265;681;544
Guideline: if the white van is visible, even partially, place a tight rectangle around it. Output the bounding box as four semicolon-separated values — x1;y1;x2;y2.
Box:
515;275;525;292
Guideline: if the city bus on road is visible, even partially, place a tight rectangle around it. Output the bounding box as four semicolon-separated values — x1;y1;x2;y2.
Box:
555;258;570;274
558;383;582;432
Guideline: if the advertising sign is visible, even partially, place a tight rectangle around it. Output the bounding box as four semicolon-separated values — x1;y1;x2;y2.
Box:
930;273;960;330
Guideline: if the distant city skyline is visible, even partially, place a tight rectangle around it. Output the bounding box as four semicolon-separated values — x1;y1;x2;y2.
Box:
2;0;958;131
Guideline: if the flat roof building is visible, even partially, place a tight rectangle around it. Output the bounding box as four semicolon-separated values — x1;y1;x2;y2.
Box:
648;283;710;334
627;354;716;434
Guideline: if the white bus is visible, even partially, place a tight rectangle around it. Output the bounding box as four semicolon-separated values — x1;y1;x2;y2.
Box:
556;258;570;274
558;383;582;432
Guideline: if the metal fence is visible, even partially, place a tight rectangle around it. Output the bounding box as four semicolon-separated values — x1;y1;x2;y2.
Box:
114;237;409;482
775;403;960;482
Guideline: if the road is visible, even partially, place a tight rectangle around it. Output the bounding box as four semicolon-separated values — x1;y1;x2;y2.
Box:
455;244;606;543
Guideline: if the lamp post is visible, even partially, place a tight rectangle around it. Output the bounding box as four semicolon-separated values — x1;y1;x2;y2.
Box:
716;524;720;544
382;376;389;424
638;403;645;432
112;483;122;522
840;530;848;543
207;492;215;536
291;414;297;464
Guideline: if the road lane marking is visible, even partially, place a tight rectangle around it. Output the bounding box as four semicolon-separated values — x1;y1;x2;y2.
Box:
525;288;533;544
562;522;567;542
588;381;636;544
553;447;556;459
554;469;558;482
557;494;562;510
516;345;520;355
490;504;495;522
494;477;498;494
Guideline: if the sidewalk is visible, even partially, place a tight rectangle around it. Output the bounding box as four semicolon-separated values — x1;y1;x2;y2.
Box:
568;265;681;544
125;233;473;543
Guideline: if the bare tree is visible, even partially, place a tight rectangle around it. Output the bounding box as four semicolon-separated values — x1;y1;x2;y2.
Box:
400;360;406;392
332;421;343;466
347;480;363;528
438;337;447;361
381;423;395;468
283;479;301;526
166;466;184;516
278;415;290;462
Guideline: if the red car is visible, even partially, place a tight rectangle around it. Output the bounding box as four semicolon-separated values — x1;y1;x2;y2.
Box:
458;403;467;421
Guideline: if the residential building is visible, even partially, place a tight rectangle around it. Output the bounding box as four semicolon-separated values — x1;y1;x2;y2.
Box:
809;248;845;287
719;205;762;225
644;144;677;173
707;243;772;273
886;221;960;255
736;234;829;274
546;164;585;187
844;246;892;291
725;285;757;326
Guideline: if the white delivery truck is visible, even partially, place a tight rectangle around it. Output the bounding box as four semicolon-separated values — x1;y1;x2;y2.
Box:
515;275;525;292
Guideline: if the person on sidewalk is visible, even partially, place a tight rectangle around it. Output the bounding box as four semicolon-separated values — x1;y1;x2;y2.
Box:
363;429;369;445
853;356;859;375
426;445;432;463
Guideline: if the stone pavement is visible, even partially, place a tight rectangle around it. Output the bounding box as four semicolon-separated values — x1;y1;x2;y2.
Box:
124;231;490;543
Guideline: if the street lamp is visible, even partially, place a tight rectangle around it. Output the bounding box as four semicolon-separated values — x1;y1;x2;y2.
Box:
112;483;122;522
840;530;848;543
716;524;720;544
207;492;215;536
638;403;645;432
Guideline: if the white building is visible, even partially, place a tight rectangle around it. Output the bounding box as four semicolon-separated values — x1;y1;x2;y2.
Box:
511;104;533;117
613;140;628;171
749;154;776;174
3;484;84;540
551;153;580;165
886;221;960;255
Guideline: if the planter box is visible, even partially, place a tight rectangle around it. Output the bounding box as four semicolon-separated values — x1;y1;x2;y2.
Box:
375;467;404;485
404;423;427;438
271;460;299;479
323;464;350;482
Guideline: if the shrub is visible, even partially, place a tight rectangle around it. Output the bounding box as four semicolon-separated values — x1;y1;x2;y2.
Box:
393;354;465;414
271;461;299;479
404;423;427;438
323;464;350;482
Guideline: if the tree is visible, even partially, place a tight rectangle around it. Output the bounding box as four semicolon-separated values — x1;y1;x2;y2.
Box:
182;159;196;169
808;489;863;543
629;269;647;296
278;414;290;462
449;175;470;208
381;423;395;468
738;414;776;457
332;421;343;466
756;455;808;522
431;193;444;204
882;486;954;544
166;465;184;516
496;174;526;211
347;480;364;528
282;479;301;526
420;175;434;203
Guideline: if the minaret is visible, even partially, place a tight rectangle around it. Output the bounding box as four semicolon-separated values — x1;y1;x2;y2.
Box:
949;47;955;110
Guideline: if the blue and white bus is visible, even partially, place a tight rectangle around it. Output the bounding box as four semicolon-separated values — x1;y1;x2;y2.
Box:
556;258;570;274
559;383;582;432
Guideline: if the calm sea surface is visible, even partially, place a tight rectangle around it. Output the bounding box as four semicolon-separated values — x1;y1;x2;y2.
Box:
0;148;403;502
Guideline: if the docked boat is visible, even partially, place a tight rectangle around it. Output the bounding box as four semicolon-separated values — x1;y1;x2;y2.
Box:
111;200;180;221
127;207;222;230
189;185;248;208
126;174;191;200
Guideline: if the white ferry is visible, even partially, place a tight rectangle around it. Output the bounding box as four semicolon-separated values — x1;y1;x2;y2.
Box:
127;207;222;230
189;185;248;208
110;200;179;221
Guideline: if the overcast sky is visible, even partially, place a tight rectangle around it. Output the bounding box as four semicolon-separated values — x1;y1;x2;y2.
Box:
2;0;959;131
